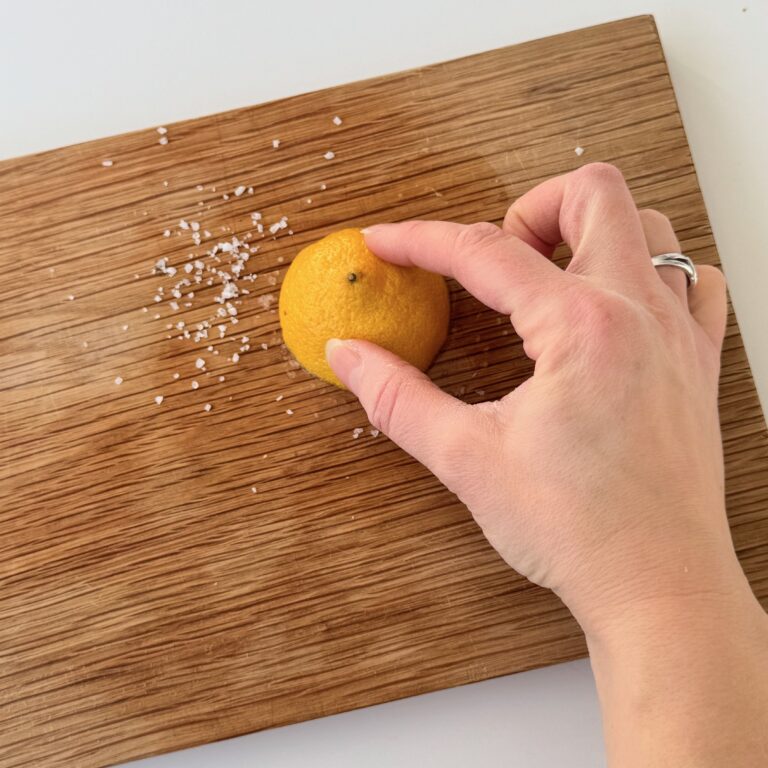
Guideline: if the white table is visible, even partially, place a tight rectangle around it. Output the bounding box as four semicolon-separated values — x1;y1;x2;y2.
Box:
2;2;765;766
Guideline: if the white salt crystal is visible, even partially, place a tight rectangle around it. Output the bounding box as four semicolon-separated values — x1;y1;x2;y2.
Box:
272;139;280;148
333;116;343;126
204;403;212;412
195;357;205;369
114;376;123;385
154;395;164;405
575;146;585;156
234;185;246;197
191;380;199;390
101;159;113;167
323;151;335;160
158;136;169;145
285;409;294;415
156;126;168;135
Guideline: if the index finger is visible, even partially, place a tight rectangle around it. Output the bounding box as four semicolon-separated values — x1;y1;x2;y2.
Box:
362;220;571;317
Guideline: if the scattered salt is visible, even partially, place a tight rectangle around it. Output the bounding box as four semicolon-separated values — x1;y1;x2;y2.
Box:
232;353;240;363
121;324;129;331
218;375;225;382
114;376;123;385
251;487;257;493
332;115;343;126
66;294;75;301
370;428;380;438
158;136;169;145
154;395;164;405
352;427;364;439
204;403;212;412
275;394;284;401
163;229;171;237
191;380;199;389
172;373;180;380
323;151;335;160
234;185;246;197
272;139;280;148
101;159;113;167
156;126;168;135
575;146;585;157
195;357;205;369
285;409;294;415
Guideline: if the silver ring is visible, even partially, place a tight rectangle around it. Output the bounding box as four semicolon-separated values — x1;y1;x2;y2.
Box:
651;252;698;288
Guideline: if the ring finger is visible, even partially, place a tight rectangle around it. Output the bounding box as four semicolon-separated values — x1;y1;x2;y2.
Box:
638;208;688;305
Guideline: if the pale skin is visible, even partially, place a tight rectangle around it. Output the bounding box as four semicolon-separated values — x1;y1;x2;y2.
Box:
325;163;768;767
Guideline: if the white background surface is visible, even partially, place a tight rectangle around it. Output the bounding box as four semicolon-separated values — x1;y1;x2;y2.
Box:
2;1;766;766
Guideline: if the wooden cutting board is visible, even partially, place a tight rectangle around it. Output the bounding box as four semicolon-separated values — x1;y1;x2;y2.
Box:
1;15;767;768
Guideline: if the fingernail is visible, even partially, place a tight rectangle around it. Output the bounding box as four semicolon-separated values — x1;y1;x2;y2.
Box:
325;338;361;391
360;224;389;237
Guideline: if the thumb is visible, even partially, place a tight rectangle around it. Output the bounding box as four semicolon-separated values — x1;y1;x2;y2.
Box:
326;338;482;479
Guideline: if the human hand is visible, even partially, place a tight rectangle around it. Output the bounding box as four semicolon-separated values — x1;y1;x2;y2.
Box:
326;163;741;633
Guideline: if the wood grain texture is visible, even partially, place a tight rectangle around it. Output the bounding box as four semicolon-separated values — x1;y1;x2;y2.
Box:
1;15;766;767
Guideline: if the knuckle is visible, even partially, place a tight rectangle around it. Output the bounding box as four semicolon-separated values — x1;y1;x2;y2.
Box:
575;162;625;187
455;222;503;253
638;208;671;228
568;288;637;343
367;363;411;435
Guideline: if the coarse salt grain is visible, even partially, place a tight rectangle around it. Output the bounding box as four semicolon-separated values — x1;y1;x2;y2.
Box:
352;427;364;439
190;221;200;232
275;394;284;401
114;376;123;385
323;151;335;160
163;229;171;237
101;159;113;167
251;487;257;493
370;428;380;438
218;375;225;382
320;183;327;190
575;146;585;156
232;353;240;363
156;126;168;135
195;357;205;369
204;403;212;412
158;136;169;145
173;372;180;379
272;139;280;148
66;294;75;301
285;409;294;415
179;219;189;230
234;185;246;197
154;395;164;405
333;116;342;125
121;324;129;331
191;381;199;390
